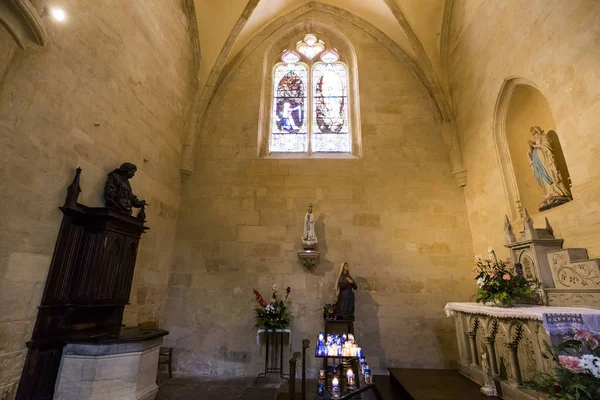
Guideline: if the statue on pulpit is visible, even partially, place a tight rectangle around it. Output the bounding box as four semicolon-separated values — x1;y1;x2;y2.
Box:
104;163;147;216
527;126;570;211
301;203;318;249
335;262;357;319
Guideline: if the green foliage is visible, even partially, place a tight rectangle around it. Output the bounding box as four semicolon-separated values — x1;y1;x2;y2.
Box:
472;250;539;307
323;303;335;319
530;369;600;399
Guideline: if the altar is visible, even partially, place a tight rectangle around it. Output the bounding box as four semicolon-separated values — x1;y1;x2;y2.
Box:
445;302;600;399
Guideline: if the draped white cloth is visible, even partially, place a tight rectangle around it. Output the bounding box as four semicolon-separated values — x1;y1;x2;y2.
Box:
444;302;600;321
445;302;600;346
256;329;292;349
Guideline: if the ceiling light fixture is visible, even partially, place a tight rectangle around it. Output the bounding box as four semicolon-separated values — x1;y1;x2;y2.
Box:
47;7;67;22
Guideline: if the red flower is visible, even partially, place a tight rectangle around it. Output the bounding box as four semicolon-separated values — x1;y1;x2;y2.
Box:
254;289;266;307
553;384;561;393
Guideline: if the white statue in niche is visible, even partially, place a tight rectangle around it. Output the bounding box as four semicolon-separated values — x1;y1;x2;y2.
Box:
301;204;318;249
527;126;570;211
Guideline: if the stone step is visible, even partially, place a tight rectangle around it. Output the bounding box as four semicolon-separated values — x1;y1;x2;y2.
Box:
388;368;501;400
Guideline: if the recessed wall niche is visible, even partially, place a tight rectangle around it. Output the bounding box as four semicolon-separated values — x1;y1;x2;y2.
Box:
494;79;572;220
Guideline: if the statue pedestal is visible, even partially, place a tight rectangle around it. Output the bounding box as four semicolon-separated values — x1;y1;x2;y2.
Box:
298;249;320;269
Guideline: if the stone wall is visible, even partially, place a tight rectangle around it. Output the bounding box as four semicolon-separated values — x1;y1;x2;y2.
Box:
0;0;196;395
448;0;600;259
165;12;474;377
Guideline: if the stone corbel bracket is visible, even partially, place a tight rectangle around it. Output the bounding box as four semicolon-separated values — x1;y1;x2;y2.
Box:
0;0;46;49
298;250;320;270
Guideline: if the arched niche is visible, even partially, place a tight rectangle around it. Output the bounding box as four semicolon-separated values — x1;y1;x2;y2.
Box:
493;78;572;221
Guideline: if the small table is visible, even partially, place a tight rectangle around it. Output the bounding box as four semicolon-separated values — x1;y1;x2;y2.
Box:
255;329;291;384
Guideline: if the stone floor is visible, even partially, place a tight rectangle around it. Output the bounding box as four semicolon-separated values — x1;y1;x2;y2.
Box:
155;376;281;400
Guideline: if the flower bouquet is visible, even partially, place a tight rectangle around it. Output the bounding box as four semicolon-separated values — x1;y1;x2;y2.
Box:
529;328;600;399
473;247;538;307
323;303;335;320
252;285;292;330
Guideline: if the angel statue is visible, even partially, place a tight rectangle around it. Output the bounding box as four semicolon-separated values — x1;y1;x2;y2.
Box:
301;204;317;249
528;126;570;211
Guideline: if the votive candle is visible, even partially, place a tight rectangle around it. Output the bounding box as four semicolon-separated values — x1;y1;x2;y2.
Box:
346;369;355;386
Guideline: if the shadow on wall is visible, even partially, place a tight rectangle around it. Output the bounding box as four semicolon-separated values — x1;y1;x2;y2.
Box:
313;213;335;277
434;317;460;369
354;281;385;374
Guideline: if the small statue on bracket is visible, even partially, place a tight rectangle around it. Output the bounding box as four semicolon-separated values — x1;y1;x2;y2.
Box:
104;163;147;218
301;203;318;249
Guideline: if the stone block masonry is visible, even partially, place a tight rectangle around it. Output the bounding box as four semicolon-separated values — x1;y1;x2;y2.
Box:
0;0;198;393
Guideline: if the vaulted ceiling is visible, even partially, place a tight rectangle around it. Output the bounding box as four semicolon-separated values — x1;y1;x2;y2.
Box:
192;0;447;90
184;0;467;188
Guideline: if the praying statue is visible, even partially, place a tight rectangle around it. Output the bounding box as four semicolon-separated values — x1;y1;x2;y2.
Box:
335;262;357;320
104;162;146;215
527;126;570;211
301;203;317;248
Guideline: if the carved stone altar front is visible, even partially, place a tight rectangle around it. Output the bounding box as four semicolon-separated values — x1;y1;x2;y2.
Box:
447;303;600;400
448;211;600;399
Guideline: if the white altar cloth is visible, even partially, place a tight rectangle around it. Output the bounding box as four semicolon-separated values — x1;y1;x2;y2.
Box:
445;302;600;341
256;329;292;349
444;302;600;320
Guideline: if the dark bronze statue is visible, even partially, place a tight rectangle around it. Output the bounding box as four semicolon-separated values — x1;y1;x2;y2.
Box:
104;163;146;215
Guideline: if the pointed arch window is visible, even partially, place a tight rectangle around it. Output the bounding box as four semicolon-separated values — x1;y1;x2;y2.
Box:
269;35;352;155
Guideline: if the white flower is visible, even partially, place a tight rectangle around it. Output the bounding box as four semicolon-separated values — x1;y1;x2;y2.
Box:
271;283;279;292
578;354;600;376
580;354;600;367
477;278;485;287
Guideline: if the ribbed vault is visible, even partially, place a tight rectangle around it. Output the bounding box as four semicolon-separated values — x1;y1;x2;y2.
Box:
183;0;466;187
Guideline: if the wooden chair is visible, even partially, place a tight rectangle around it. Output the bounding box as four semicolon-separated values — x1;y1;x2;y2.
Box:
138;321;173;380
158;347;173;379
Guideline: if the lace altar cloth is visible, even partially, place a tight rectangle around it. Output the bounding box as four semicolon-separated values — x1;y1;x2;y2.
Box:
445;302;600;339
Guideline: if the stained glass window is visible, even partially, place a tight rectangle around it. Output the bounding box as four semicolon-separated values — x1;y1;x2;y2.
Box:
312;62;350;152
296;34;325;60
270;62;308;152
269;40;352;155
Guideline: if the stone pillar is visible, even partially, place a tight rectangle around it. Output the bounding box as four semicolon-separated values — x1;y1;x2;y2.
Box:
484;337;499;376
467;332;479;366
506;342;522;385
